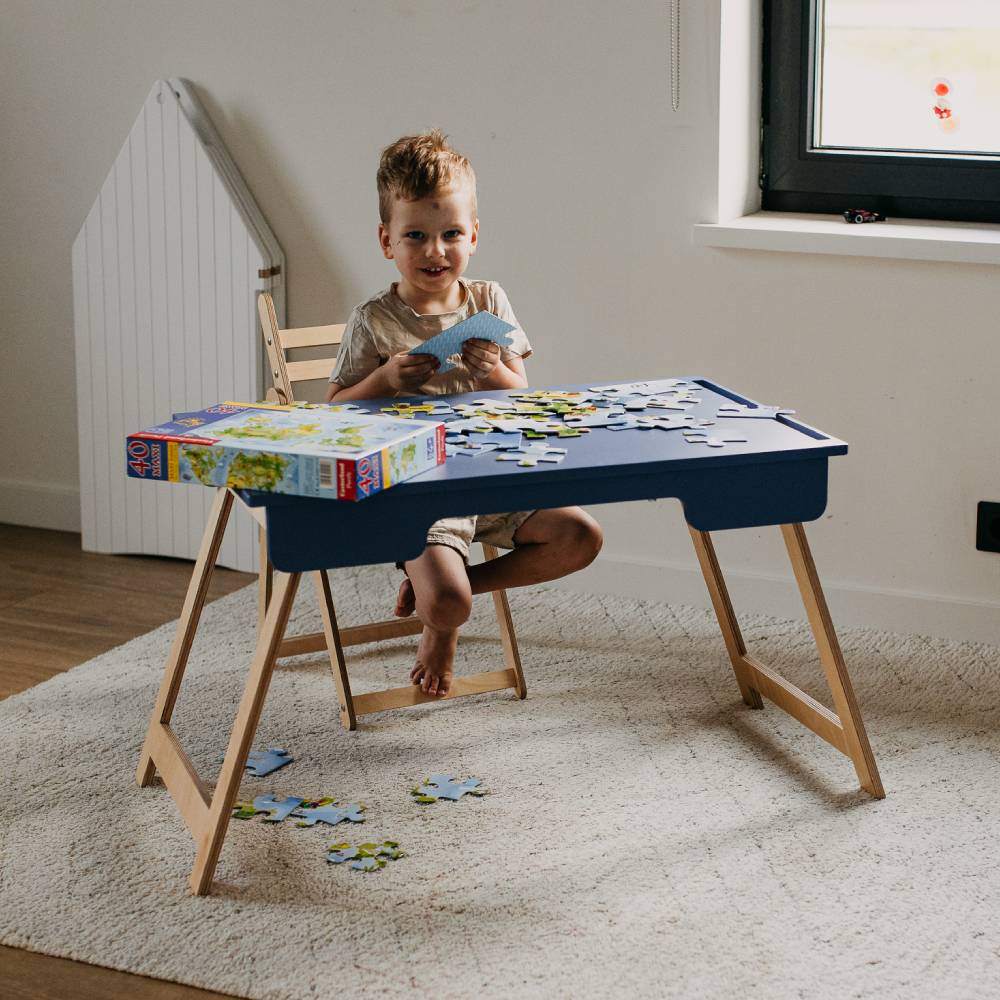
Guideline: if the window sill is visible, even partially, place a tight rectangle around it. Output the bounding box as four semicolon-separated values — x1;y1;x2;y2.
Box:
693;212;1000;266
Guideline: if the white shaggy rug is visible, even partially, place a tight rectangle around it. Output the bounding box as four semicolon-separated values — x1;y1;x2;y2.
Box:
1;565;999;999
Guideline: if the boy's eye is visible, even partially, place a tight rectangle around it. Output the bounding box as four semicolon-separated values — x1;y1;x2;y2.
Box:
404;231;424;240
444;230;462;239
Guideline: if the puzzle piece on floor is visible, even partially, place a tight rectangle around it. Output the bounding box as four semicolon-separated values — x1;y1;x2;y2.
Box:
407;312;516;373
292;799;366;827
326;841;404;872
232;794;305;822
412;774;486;803
682;432;749;448
716;403;795;419
245;748;293;777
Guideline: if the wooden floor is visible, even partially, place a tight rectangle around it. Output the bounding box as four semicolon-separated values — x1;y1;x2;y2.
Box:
0;523;255;1000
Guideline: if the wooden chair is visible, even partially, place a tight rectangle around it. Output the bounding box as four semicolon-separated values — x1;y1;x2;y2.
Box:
252;291;526;730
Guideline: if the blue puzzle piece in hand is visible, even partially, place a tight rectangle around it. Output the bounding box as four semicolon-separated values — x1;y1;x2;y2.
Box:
412;774;486;803
292;801;366;827
245;747;293;777
407;312;516;374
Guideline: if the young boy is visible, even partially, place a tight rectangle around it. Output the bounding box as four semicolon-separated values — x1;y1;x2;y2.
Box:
326;129;602;697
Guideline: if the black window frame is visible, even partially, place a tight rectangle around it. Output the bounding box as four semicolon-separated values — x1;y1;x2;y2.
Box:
761;0;1000;224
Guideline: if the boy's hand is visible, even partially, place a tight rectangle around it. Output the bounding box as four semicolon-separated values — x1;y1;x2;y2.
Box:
383;352;440;393
462;339;501;382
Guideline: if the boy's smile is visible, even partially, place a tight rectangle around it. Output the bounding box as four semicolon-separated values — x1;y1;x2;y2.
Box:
379;183;479;313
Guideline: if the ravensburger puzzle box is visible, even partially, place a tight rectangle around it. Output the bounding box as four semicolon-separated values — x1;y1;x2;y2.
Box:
126;402;445;501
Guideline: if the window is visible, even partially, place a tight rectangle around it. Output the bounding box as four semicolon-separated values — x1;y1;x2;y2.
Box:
762;0;1000;223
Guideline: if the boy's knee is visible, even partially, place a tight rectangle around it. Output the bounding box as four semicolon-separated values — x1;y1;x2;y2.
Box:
561;512;603;570
420;584;472;630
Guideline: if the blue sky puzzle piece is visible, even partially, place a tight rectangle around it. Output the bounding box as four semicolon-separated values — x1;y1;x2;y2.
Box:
413;774;485;802
252;794;305;822
245;747;292;777
407;312;516;373
292;801;365;827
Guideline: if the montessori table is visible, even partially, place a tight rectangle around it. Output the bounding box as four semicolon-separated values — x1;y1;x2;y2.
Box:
136;378;884;895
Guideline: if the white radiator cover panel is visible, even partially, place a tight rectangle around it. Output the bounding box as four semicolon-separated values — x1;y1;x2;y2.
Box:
72;79;284;572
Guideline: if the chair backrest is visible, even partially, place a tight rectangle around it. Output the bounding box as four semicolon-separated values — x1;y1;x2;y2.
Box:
257;291;346;404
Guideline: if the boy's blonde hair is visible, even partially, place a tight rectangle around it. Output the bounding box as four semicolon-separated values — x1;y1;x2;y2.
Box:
377;128;477;224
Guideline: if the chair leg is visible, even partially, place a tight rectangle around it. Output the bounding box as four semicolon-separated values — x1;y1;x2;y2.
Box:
481;543;527;699
257;525;273;640
313;570;357;731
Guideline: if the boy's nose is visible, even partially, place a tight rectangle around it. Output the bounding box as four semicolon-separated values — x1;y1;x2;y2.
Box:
425;238;446;258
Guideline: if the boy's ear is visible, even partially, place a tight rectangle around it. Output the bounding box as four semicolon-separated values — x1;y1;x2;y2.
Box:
469;219;479;254
378;223;394;260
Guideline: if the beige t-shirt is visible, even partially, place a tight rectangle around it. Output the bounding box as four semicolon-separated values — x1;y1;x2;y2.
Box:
329;278;532;396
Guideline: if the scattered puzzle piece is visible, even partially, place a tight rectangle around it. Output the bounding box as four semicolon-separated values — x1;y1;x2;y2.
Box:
453;442;501;457
245;748;293;777
292;800;366;827
682;432;749;449
716;403;795;419
325;841;404;872
590;379;696;397
412;774;486;803
232;794;305;822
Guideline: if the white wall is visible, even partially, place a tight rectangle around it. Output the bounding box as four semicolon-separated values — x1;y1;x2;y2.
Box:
1;0;997;643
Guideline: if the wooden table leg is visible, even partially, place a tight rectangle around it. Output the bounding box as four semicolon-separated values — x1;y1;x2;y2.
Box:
189;569;301;895
781;522;884;798
689;523;885;799
136;488;234;787
688;527;763;709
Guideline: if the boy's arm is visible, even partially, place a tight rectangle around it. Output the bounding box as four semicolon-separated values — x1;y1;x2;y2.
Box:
462;338;529;390
474;352;528;390
327;352;441;401
326;368;390;402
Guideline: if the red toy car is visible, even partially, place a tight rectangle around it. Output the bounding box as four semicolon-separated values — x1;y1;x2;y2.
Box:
843;208;886;224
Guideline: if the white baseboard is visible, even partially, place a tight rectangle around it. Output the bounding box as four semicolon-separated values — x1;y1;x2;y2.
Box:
4;482;997;646
0;479;81;533
545;549;1000;647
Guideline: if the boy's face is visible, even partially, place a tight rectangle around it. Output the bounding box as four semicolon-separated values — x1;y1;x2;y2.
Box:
378;183;479;302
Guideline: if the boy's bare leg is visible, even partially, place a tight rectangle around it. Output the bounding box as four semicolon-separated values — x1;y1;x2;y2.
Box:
395;507;602;617
468;507;603;594
403;544;473;697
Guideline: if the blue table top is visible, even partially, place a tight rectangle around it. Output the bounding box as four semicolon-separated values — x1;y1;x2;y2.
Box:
244;378;847;572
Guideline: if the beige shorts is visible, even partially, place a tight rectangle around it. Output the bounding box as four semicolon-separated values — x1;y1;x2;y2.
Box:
423;510;535;563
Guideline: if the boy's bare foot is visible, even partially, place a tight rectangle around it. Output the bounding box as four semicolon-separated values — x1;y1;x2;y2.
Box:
395;576;416;618
409;626;457;697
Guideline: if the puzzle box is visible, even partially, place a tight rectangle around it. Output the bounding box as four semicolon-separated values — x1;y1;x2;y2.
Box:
126;402;445;501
